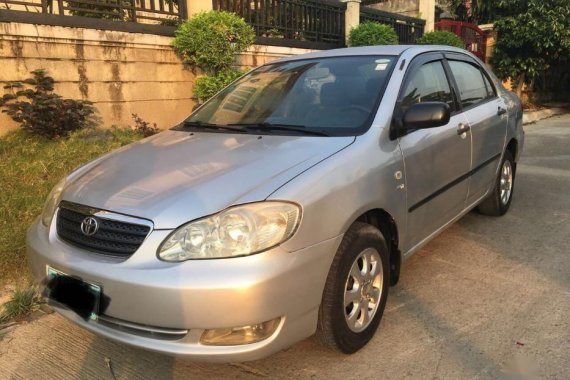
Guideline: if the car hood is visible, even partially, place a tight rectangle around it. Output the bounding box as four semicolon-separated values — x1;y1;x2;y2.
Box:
62;130;355;229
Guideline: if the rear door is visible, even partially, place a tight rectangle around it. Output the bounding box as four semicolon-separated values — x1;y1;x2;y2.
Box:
396;53;472;252
445;54;507;205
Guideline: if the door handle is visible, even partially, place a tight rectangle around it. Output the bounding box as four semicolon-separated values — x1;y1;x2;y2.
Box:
457;123;470;135
497;107;507;116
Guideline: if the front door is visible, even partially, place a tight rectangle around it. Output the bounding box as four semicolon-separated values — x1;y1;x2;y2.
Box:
397;55;472;252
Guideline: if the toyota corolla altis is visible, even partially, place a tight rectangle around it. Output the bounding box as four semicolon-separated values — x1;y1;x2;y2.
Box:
27;45;524;362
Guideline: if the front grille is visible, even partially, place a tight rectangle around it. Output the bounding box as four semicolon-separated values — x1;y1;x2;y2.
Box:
56;202;151;257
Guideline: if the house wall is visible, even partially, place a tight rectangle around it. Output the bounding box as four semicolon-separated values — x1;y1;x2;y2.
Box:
369;0;420;18
0;22;314;136
368;0;435;31
478;23;495;65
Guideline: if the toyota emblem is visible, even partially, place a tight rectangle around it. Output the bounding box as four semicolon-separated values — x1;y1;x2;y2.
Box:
80;216;99;236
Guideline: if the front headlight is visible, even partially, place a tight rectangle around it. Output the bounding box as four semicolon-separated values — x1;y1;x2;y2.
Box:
41;177;67;227
158;201;301;261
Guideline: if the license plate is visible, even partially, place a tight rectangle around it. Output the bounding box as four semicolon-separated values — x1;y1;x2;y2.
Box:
46;267;101;321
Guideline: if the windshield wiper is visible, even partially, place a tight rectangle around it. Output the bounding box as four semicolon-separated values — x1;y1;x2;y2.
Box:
229;122;330;136
182;121;246;133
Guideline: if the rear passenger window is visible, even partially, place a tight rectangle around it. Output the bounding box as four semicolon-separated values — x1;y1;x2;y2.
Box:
448;61;493;108
401;61;454;111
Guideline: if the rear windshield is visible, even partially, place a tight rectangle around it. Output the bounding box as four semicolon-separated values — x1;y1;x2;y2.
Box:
185;55;397;136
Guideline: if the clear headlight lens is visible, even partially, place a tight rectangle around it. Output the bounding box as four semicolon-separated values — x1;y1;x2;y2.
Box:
41;177;67;227
158;202;301;261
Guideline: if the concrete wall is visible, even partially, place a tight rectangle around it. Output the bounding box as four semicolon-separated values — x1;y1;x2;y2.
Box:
369;0;420;18
478;23;495;65
368;0;435;31
237;45;317;70
0;22;314;136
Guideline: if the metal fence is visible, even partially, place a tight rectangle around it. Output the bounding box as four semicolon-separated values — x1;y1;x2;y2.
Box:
213;0;346;49
360;7;425;44
1;0;427;47
0;0;185;33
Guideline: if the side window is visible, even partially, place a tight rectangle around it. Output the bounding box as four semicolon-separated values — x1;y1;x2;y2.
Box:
448;60;491;108
401;61;454;111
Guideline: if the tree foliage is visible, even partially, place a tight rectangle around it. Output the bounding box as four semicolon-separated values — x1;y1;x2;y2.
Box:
348;22;399;47
491;0;570;96
472;0;497;24
436;0;496;24
66;0;128;21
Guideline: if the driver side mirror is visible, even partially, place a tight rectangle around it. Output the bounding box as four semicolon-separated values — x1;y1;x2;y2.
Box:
402;102;451;131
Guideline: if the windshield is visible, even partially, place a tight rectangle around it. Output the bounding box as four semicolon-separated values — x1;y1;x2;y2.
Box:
184;55;397;136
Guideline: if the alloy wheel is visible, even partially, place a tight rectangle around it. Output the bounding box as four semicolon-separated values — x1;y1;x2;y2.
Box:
343;248;383;333
500;160;513;205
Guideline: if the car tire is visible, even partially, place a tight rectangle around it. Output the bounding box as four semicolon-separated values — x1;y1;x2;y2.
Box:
316;222;390;354
477;150;516;216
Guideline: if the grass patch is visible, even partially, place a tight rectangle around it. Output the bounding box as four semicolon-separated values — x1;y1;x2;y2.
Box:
0;287;37;323
0;128;143;287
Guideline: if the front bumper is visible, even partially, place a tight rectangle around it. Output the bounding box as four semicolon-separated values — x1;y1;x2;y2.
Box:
26;218;341;361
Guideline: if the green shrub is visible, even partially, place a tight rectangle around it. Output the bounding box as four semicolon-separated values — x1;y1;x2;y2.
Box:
0;70;98;140
193;69;244;102
417;31;464;48
172;11;255;73
348;22;399;47
131;113;160;137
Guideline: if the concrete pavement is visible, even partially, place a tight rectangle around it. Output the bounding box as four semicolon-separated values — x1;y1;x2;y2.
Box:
1;115;569;379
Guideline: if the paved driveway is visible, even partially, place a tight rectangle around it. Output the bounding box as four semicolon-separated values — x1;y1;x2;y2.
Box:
1;115;569;379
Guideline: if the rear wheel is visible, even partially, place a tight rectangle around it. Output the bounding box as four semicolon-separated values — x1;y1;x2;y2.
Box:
316;222;390;353
478;150;515;216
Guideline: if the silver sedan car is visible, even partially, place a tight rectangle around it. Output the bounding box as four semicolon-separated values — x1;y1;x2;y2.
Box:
27;45;524;361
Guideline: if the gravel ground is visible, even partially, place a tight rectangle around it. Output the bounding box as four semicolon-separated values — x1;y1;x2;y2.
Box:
1;115;569;380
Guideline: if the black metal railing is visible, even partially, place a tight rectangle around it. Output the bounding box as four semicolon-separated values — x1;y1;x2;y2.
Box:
1;0;427;46
62;0;183;24
213;0;346;49
0;0;185;33
360;7;425;44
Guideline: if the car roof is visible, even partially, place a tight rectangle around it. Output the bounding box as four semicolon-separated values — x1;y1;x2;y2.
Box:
270;45;472;64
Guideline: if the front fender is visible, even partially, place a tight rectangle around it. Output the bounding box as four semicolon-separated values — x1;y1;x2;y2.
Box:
269;130;406;253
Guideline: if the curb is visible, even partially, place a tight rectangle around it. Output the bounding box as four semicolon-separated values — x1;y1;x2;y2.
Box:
523;107;569;125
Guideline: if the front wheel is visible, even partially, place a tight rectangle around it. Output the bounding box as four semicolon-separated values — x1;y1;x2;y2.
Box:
316;222;390;353
477;150;516;216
